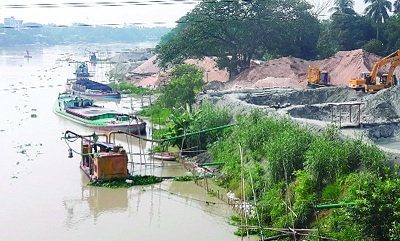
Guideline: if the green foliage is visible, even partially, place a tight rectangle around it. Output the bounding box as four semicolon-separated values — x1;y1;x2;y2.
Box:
0;24;171;46
290;170;317;227
108;81;147;94
329;0;356;14
174;175;194;181
364;0;392;40
185;102;232;153
383;15;400;51
346;167;400;240
321;183;341;202
157;64;204;109
88;175;163;188
319;207;363;240
328;14;375;51
258;182;288;229
159;102;232;155
208;109;393;238
138;103;171;125
362;38;386;56
304;126;349;188
155;0;319;76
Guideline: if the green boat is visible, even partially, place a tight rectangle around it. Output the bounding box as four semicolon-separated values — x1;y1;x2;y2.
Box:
54;92;146;135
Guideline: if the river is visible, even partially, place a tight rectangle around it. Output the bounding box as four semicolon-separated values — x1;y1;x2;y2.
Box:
0;44;257;241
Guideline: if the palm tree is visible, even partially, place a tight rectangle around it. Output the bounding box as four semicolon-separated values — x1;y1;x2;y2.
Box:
394;0;400;14
364;0;392;40
329;0;356;14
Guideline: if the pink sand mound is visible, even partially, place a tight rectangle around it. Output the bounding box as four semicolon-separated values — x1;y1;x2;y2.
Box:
228;49;389;90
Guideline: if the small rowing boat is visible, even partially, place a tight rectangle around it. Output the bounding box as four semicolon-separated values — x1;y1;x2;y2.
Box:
150;152;176;161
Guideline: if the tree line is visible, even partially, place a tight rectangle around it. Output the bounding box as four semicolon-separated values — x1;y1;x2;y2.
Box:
0;24;171;46
155;0;398;79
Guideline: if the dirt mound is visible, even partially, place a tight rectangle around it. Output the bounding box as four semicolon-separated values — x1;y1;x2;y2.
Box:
127;56;229;87
132;55;159;74
128;49;398;90
185;57;229;83
225;49;387;90
362;85;400;123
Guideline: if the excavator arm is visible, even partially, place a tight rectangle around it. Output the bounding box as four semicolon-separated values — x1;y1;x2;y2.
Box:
368;50;400;84
349;49;400;91
386;59;400;87
308;66;320;84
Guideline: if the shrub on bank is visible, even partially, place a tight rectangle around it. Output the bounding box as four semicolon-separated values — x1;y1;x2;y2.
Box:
209;109;393;238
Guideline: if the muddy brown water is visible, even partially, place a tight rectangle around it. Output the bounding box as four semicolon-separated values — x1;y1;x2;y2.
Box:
0;44;258;241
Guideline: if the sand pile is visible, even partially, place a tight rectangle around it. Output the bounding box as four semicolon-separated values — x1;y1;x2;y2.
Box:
127;49;396;90
225;49;389;90
127;56;229;87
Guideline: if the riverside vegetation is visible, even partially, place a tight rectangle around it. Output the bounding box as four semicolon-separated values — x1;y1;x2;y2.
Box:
130;64;400;240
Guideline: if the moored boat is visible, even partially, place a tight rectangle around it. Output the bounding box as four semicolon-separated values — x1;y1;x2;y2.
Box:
54;92;146;135
150;152;176;161
68;78;121;99
63;130;129;182
24;50;32;58
75;62;90;78
67;62;121;99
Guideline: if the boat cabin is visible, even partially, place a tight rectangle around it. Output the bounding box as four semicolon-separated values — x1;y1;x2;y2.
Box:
63;97;94;109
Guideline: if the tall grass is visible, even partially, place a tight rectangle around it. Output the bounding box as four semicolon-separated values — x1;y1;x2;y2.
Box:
208;109;389;231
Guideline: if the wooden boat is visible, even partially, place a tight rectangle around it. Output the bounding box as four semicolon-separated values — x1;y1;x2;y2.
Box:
67;78;121;99
75;62;90;78
64;130;129;182
24;50;32;58
54;92;146;135
89;52;97;62
150;152;176;161
67;62;121;99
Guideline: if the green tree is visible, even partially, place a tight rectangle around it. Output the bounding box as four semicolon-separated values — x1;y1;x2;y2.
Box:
394;0;400;14
329;14;374;50
329;0;356;14
382;14;400;51
348;168;400;240
155;0;319;78
364;0;392;40
362;38;386;55
157;64;204;109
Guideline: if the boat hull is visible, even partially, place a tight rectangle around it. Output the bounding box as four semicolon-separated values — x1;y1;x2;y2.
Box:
71;90;121;99
54;95;146;135
150;153;176;161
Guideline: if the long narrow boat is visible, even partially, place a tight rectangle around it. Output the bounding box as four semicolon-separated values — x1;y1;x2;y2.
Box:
54;92;146;134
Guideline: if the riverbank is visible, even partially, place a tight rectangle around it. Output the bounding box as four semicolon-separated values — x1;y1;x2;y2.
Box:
195;86;400;159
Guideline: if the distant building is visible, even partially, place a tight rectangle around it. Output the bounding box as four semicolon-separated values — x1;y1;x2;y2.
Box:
4;16;23;29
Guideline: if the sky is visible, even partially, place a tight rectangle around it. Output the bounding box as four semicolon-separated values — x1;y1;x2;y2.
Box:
0;0;199;27
0;0;385;28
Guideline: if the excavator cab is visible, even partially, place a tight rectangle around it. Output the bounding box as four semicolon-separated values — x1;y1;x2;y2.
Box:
319;72;329;84
307;66;330;87
380;74;388;85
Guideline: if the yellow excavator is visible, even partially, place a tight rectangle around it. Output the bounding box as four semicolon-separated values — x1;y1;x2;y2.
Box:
384;59;400;86
348;49;400;93
307;65;330;87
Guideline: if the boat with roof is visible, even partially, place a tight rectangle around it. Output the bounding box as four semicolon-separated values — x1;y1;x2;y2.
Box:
54;92;146;135
66;62;121;99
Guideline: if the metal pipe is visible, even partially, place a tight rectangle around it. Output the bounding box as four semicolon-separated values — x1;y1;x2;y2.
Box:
314;202;355;210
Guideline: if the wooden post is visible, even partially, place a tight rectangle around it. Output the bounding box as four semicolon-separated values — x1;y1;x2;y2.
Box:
349;104;352;123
